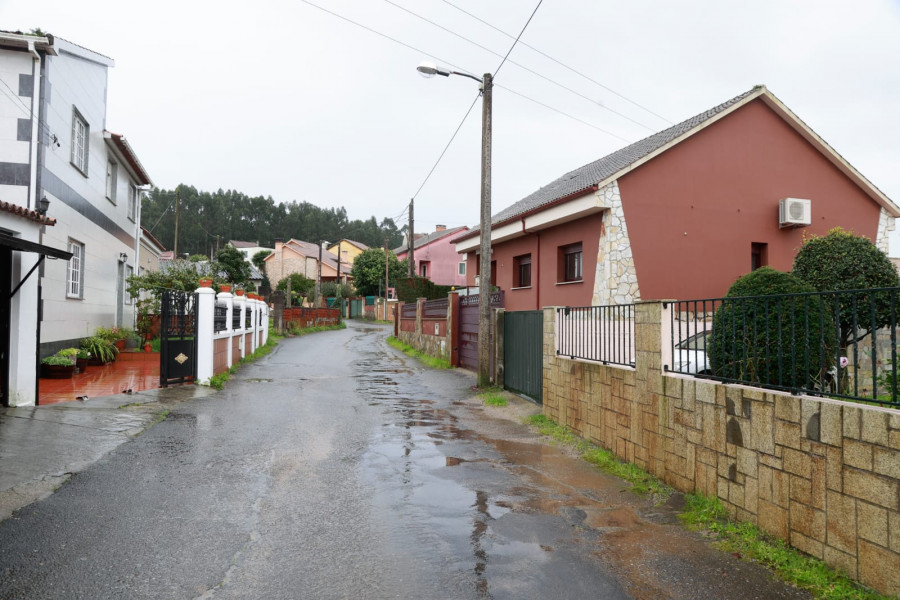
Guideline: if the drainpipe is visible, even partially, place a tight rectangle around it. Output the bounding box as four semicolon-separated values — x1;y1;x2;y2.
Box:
27;40;41;211
522;218;540;310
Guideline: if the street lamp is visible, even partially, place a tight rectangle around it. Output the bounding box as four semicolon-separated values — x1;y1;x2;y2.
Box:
417;61;494;388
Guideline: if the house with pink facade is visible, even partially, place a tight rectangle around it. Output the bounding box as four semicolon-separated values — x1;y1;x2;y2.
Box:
394;225;468;287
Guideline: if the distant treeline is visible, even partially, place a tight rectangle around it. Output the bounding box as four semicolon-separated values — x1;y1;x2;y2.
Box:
141;185;405;256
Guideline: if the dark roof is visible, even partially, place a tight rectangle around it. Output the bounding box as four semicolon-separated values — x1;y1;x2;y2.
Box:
393;226;468;254
103;131;152;186
459;86;763;240
229;240;259;248
284;239;352;275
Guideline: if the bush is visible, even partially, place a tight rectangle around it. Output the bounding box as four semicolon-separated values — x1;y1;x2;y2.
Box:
396;276;453;302
708;267;837;388
793;227;900;349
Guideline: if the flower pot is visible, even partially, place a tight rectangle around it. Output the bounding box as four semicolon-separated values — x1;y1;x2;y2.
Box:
219;284;231;293
144;343;153;352
114;339;126;351
235;289;245;297
41;364;76;379
76;358;89;372
198;278;213;288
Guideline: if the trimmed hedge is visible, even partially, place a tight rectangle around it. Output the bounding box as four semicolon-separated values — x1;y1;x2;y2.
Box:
396;276;454;303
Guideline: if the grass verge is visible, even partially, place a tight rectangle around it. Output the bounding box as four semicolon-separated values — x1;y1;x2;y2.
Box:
287;322;347;336
208;328;288;390
525;413;888;600
680;494;890;600
386;336;452;369
524;414;671;499
478;386;507;406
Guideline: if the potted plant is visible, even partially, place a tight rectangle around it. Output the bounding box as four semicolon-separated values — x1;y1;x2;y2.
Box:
96;326;127;352
41;349;78;378
75;348;90;372
144;339;153;352
81;335;117;365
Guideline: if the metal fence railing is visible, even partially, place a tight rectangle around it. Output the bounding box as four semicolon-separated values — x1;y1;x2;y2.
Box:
214;305;227;333
667;287;900;408
232;308;242;330
556;304;635;367
401;302;417;319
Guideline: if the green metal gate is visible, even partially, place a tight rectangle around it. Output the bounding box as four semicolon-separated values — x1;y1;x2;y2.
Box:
503;310;543;403
349;298;363;318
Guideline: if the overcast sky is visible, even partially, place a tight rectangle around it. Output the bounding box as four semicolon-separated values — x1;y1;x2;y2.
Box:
5;0;900;251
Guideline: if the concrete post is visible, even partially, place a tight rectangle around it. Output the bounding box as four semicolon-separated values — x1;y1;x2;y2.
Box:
233;294;246;360
196;286;216;385
494;308;505;388
218;289;234;369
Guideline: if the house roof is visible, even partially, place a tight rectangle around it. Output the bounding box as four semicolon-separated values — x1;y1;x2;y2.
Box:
332;239;368;252
265;239;352;275
393;226;468;254
0;200;56;226
456;85;899;243
0;31;57;55
104;131;152;186
140;227;166;252
229;240;259;249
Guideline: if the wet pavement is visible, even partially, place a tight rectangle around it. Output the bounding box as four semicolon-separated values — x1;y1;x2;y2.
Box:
0;321;810;599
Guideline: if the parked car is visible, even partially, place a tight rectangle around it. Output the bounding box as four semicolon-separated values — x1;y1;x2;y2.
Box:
672;330;711;375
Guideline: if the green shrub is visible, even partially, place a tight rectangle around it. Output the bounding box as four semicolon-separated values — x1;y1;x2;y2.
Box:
41;354;75;366
395;276;453;302
81;336;118;363
708;267;837;388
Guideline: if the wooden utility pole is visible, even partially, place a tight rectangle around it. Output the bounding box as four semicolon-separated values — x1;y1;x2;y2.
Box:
477;73;493;388
408;198;414;277
173;189;180;256
336;240;342;318
384;238;389;305
316;242;323;308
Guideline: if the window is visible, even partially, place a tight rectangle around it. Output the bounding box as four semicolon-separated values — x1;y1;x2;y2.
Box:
458;262;466;276
106;161;117;202
128;184;138;221
124;265;133;304
559;242;583;283
67;239;85;298
71;109;89;175
514;254;532;288
420;262;428;278
751;242;768;271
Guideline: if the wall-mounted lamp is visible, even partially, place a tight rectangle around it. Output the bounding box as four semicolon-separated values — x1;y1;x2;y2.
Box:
118;252;128;263
37;196;50;216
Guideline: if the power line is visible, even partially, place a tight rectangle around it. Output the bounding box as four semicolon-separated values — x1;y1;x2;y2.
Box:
493;0;542;77
439;0;672;126
380;0;657;131
412;94;480;200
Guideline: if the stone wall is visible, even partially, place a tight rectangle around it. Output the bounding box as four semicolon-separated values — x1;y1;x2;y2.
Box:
542;302;900;596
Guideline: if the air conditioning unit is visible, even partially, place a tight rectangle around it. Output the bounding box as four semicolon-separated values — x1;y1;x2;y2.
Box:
779;198;811;228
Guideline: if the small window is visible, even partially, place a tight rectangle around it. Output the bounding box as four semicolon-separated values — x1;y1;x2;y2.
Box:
514;254;532;288
559;242;583;283
420;262;428;278
106;161;117;202
67;239;85;298
71;108;89;175
128;184;138;221
751;242;768;271
458;261;466;276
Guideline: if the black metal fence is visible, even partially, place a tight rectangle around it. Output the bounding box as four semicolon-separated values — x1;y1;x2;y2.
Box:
214;305;227;333
667;287;900;408
556;304;635;367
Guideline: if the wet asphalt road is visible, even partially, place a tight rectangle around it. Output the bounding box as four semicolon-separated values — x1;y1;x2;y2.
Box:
0;321;810;599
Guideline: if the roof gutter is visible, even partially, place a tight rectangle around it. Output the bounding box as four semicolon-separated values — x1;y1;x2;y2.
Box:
455;185;600;244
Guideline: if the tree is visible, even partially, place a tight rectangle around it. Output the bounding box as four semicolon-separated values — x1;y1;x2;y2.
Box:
215;245;252;287
350;248;408;296
251;249;272;272
276;273;315;304
320;281;354;298
708;267;837;388
792;227;900;349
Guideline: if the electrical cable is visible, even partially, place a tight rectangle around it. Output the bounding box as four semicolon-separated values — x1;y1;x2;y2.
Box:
439;0;672;125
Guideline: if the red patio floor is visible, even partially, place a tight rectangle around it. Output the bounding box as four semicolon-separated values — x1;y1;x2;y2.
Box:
39;351;161;405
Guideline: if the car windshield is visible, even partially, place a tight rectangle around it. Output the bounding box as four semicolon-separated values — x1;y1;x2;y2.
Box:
676;330;709;351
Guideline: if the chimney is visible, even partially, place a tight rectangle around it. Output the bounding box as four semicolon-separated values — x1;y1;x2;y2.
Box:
275;238;283;251
436;224;446;232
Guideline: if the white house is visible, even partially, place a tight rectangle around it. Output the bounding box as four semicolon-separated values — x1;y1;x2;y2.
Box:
0;31;152;404
0;32;152;353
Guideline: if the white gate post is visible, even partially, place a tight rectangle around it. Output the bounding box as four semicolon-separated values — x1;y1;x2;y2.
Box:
196;286;216;385
234;293;246;360
218;287;234;368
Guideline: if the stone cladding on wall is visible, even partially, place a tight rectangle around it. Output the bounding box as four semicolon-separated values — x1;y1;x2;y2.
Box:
592;181;641;306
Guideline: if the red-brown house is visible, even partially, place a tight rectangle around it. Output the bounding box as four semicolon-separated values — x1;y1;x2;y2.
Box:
454;86;899;311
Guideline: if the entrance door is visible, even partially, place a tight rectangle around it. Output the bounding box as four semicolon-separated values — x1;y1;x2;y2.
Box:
457;291;504;371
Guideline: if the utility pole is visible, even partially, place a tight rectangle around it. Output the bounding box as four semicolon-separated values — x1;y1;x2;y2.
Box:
476;72;493;388
408;198;414;277
384;238;389;305
173;189;180;257
336;240;342;319
316;241;323;308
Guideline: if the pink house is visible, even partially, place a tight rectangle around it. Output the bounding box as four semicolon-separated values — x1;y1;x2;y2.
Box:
395;225;469;287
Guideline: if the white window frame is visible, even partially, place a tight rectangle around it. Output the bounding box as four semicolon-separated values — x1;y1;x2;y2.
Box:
458;261;466;276
71;108;89;175
106;160;117;203
124;265;134;304
128;184;138;221
67;239;85;299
